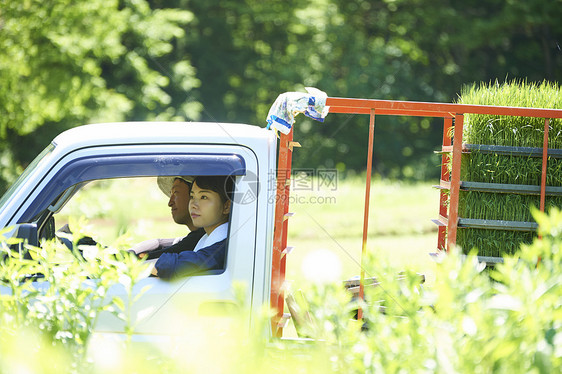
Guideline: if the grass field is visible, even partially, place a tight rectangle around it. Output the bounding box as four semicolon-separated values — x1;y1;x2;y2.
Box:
286;177;438;286
58;177;439;286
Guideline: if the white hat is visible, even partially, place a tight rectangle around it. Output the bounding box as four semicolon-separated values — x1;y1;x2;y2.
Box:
157;176;195;198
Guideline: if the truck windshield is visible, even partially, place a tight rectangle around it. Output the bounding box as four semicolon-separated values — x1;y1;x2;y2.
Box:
0;143;56;209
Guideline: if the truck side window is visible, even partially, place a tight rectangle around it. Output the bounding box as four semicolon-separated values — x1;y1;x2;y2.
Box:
51;175;234;278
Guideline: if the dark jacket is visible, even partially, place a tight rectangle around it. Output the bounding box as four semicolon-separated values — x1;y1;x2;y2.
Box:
154;238;227;279
145;228;206;260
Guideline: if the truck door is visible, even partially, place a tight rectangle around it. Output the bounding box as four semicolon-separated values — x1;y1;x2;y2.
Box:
5;143;261;337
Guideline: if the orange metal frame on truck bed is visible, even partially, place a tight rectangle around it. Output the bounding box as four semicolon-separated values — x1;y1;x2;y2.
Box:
270;96;562;336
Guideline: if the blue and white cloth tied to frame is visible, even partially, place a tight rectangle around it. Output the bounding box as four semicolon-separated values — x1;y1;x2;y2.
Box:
266;87;330;135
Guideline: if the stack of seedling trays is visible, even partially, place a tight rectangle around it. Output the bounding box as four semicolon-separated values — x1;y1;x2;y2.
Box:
455;81;562;265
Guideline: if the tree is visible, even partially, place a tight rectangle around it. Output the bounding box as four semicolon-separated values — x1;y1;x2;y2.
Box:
288;0;562;177
2;0;560;192
0;0;196;191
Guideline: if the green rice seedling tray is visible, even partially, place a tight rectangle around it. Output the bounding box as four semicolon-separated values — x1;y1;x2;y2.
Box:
460;181;562;196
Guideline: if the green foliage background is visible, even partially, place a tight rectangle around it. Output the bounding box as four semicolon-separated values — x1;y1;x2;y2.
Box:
1;0;561;192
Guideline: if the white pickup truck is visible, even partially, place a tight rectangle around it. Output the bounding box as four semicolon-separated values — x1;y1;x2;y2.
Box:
0;121;286;339
5;92;557;344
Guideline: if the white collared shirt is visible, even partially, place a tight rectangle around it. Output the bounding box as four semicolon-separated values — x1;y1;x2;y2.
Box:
193;222;229;252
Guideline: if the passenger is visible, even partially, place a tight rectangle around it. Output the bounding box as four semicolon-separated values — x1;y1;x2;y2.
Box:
152;175;234;279
130;176;205;259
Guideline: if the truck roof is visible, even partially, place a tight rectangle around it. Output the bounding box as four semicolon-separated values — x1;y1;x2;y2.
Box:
52;122;273;150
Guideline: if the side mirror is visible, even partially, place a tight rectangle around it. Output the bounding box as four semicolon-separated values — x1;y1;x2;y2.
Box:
12;223;39;259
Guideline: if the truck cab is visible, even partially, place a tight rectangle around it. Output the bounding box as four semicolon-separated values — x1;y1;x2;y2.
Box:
0;121;278;338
